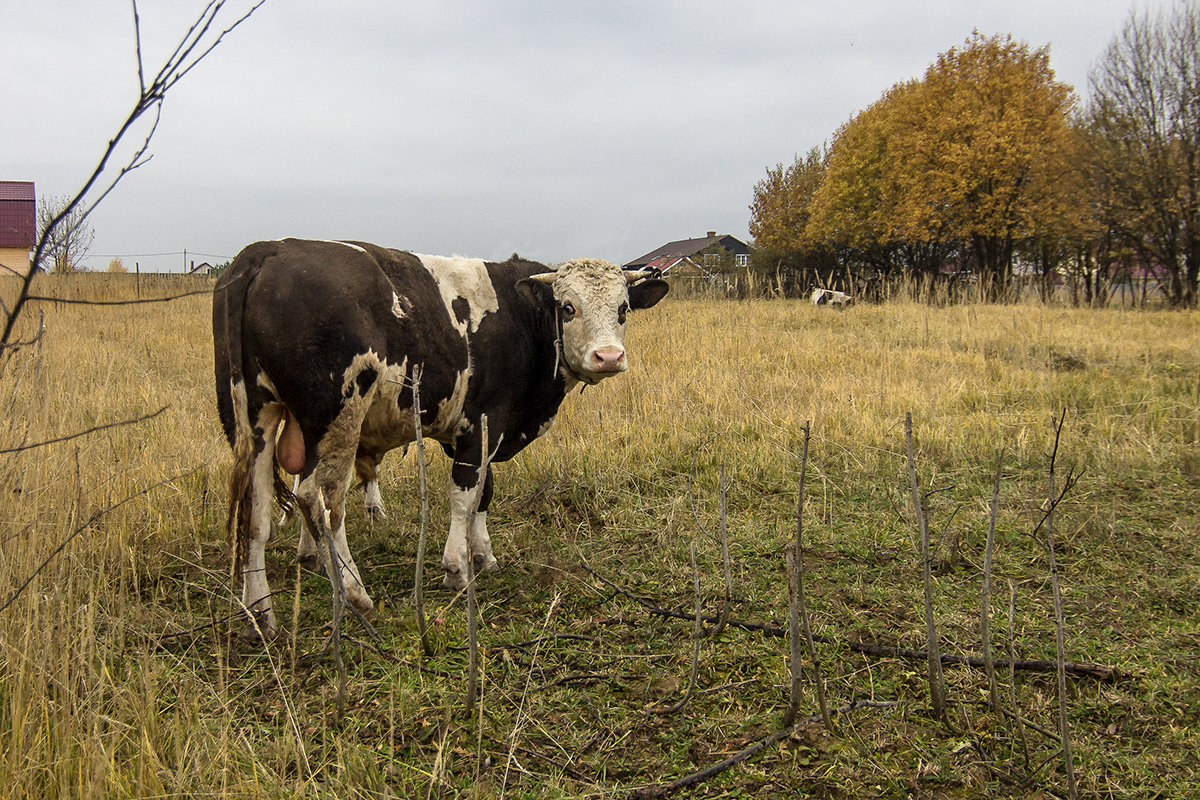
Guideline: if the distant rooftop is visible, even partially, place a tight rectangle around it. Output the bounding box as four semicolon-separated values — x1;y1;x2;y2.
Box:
624;231;749;269
0;181;35;202
0;180;36;250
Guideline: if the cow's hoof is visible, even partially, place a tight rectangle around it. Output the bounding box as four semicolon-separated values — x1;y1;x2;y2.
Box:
474;554;499;575
347;588;375;616
297;551;319;570
442;567;468;591
239;618;279;643
364;502;387;520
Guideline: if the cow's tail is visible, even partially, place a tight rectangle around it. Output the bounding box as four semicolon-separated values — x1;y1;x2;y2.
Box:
212;244;295;578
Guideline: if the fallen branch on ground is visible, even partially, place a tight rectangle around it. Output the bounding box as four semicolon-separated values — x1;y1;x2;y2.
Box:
580;563;1132;682
627;698;900;800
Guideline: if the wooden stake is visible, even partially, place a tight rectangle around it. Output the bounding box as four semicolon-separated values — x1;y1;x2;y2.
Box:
1045;410;1078;799
905;412;945;720
410;366;433;656
981;449;1003;714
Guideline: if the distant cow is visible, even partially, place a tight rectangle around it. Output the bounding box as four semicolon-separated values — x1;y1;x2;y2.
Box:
810;287;853;306
213;239;668;638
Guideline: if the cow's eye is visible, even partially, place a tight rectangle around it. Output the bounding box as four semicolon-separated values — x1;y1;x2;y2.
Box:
561;302;577;318
617;302;628;324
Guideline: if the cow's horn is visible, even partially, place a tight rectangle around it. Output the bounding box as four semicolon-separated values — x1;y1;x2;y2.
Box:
528;272;557;284
624;269;653;282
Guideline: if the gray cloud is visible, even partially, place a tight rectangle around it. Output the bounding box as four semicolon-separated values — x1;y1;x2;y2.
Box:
4;0;1139;271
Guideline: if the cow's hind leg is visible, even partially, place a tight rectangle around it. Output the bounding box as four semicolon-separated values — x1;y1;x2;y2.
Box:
356;450;387;519
295;471;373;617
292;382;377;617
239;405;286;640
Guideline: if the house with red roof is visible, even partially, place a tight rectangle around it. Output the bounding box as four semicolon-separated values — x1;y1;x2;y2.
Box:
0;181;36;277
624;230;750;276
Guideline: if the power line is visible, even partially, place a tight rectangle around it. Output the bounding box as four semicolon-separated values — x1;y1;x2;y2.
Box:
87;250;232;260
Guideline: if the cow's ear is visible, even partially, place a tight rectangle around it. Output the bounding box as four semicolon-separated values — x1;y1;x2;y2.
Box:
517;278;554;307
628;278;669;310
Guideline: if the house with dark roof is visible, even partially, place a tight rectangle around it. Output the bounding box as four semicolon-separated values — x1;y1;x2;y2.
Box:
0;181;36;277
624;231;750;275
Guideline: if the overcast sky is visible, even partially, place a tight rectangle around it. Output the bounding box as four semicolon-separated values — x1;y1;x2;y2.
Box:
5;0;1149;271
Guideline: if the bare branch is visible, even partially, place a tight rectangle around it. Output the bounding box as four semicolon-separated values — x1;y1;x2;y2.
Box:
981;449;1004;714
583;562;1133;681
25;289;212;307
1045;410;1078;800
2;0;266;348
0;405;168;455
0;469;198;615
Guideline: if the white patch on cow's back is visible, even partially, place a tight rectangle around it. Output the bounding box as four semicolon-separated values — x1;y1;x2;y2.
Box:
391;291;406;319
324;239;369;254
416;254;499;337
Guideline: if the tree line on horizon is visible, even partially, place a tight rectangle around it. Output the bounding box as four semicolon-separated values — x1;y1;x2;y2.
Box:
749;3;1200;307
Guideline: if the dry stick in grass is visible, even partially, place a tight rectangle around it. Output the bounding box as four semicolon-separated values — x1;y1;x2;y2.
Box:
1007;578;1033;771
324;527;349;719
905;412;946;720
502;594;564;795
714;465;733;636
685;438;732;634
410;367;433;656
981;449;1004;716
0;468;198;614
1045;410;1078;800
0;404;169;455
465;414;498;717
784;422;830;730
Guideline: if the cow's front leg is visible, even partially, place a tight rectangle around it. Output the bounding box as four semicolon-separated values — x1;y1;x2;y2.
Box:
443;461;497;589
471;465;498;575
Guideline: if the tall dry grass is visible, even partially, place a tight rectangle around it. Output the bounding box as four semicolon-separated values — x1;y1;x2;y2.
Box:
0;275;1197;797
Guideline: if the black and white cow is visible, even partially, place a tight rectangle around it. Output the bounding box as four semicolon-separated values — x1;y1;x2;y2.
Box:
213;238;668;638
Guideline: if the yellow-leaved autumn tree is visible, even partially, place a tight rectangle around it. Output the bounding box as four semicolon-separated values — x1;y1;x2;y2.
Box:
784;32;1085;299
898;33;1081;295
749;147;826;254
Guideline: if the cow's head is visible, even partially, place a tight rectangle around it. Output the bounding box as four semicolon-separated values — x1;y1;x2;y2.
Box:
519;258;668;384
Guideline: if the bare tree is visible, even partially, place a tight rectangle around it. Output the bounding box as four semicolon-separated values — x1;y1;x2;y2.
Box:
1085;1;1200;307
35;195;95;273
1;0;266;353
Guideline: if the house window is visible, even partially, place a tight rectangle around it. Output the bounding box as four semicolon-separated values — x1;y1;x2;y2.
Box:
735;254;749;267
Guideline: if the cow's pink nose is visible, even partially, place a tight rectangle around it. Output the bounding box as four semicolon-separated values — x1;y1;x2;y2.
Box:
591;348;626;371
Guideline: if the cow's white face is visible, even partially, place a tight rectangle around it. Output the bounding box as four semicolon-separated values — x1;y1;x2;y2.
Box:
524;258;669;385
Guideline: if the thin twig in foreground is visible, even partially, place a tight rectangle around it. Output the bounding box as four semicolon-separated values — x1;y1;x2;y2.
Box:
410;367;433;656
26;289;212;306
905;412;945;720
1045;410;1078;800
0;468;199;614
0;405;169;454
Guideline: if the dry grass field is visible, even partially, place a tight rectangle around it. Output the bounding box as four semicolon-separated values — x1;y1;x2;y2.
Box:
1;272;1198;798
